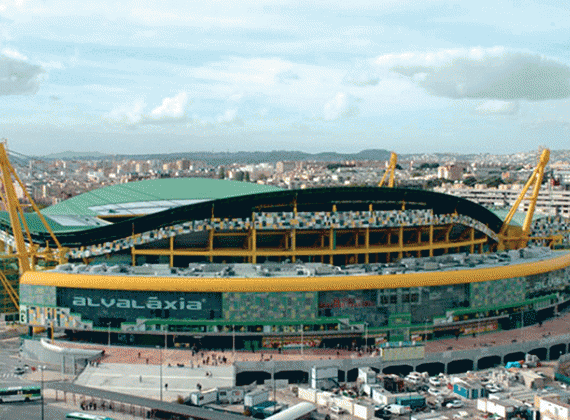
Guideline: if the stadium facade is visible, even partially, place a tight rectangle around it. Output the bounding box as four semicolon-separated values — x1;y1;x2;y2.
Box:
10;178;570;351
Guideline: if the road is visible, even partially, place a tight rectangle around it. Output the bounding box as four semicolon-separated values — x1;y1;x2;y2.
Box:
0;337;91;420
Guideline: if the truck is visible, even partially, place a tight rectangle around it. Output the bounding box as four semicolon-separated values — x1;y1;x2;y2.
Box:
385;404;412;415
396;394;426;410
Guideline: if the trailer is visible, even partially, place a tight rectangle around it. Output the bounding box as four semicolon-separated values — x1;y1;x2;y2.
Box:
188;389;218;406
245;389;270;408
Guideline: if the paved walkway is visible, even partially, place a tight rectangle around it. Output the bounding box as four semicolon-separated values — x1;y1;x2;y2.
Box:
74;362;235;401
47;310;570;367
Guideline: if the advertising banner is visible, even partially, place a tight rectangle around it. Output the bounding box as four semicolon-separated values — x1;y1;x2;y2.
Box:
57;288;222;326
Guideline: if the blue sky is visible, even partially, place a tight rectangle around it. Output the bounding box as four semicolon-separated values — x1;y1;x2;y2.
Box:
0;0;569;156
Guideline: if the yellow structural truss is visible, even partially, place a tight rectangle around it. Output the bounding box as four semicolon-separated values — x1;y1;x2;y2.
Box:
0;142;67;311
498;148;551;250
128;202;489;268
378;152;398;188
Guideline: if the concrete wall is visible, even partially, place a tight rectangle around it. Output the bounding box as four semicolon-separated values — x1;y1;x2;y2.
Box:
235;332;570;379
22;338;103;374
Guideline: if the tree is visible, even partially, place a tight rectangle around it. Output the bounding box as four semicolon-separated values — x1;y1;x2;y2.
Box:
218;167;225;179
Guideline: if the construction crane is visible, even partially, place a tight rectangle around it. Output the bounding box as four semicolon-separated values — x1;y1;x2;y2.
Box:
378;152;398;188
498;148;550;250
0;141;67;310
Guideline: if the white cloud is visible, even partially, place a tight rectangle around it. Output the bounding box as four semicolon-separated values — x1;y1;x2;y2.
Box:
107;93;190;127
0;49;45;95
376;47;570;101
343;61;379;87
106;100;146;125
216;109;242;125
474;100;519;115
107;93;247;128
150;92;188;120
323;93;360;121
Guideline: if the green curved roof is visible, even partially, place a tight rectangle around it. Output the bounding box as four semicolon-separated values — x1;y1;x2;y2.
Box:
488;207;543;227
41;178;281;217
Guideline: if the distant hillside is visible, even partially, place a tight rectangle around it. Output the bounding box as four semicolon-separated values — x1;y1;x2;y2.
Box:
43;151;112;159
40;149;392;164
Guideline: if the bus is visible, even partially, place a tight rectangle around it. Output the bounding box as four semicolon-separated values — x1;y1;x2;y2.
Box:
65;413;116;420
0;385;41;403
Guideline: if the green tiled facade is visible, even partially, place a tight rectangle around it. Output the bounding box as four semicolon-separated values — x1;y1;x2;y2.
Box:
470;277;526;308
223;291;317;322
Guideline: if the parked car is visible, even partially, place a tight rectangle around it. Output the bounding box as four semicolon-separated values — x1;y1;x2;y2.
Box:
428;387;444;396
13;366;25;375
486;384;503;393
385;404;412;415
429;377;442;387
446;400;464;409
330;405;344;414
374;408;391;419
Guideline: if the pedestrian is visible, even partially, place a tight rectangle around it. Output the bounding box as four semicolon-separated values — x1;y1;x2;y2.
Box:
139;375;142;382
146;358;149;364
165;383;168;390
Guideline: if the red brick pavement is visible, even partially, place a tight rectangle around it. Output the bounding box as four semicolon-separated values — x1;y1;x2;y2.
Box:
50;311;570;365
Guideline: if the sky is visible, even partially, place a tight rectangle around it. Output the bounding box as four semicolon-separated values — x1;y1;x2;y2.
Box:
0;0;570;156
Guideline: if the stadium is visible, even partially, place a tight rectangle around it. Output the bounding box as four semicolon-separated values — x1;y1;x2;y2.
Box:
2;147;570;352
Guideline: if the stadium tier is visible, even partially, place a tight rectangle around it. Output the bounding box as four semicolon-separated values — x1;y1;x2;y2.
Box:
8;179;570;349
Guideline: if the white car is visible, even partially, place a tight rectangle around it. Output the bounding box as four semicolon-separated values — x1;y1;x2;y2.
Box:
429;377;441;387
446;400;464;409
330;405;344;414
428;387;443;396
486;383;503;393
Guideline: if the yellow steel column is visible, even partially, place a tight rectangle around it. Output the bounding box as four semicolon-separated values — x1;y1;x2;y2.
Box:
470;227;475;254
0;143;30;272
329;227;334;265
398;226;404;260
429;224;434;257
320;232;325;263
365;228;370;264
251;211;257;264
330;203;336;264
208;228;214;263
131;246;135;266
417;228;422;257
291;229;296;263
445;225;452;255
169;236;174;267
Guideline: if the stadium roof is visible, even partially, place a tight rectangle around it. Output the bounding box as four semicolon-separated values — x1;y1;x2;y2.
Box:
42;178;281;218
0;186;504;247
0;178;281;234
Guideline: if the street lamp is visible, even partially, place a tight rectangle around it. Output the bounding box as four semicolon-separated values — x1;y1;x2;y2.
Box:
300;324;304;356
107;322;111;347
39;365;46;420
232;325;236;356
364;322;368;354
156;345;163;401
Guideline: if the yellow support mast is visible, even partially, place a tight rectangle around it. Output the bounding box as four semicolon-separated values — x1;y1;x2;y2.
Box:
0;142;31;273
498;148;550;250
378;152;398;188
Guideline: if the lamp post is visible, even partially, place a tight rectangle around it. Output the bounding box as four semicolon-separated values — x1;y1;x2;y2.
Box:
156;345;163;401
300;324;304;357
232;325;236;357
107;322;111;347
40;365;46;420
364;322;368;354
